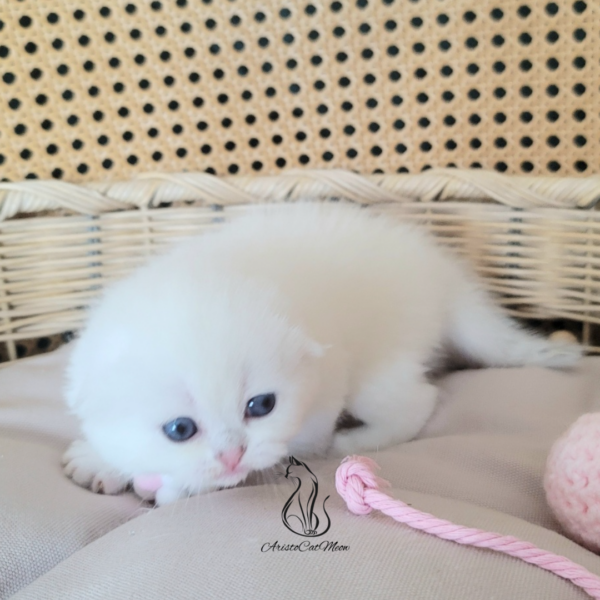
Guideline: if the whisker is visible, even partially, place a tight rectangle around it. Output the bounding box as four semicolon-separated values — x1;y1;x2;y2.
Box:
182;489;193;513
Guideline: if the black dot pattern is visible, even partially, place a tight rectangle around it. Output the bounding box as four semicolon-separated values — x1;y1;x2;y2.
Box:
0;1;598;180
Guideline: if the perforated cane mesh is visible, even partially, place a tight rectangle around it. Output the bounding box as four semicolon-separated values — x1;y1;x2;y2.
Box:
0;0;598;182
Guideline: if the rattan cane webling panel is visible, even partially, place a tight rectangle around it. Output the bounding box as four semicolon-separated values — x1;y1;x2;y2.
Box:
0;0;598;183
0;169;599;363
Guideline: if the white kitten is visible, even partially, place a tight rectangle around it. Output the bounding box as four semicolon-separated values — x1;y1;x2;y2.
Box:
63;203;580;504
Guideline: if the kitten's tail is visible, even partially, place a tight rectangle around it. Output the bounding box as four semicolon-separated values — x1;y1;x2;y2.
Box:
447;281;581;369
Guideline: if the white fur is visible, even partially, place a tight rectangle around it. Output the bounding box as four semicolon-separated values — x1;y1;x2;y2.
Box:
63;203;581;503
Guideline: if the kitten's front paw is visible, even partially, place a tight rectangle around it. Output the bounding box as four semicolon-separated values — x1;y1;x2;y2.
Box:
155;482;185;505
62;440;130;495
331;429;371;457
132;474;185;505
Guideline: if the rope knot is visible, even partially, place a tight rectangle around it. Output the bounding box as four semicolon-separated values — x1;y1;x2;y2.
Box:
335;456;389;515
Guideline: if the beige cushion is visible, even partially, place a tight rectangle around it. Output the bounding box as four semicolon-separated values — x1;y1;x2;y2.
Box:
2;347;600;599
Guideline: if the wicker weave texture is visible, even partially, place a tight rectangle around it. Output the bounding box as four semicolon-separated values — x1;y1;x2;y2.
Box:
0;0;597;182
0;170;599;361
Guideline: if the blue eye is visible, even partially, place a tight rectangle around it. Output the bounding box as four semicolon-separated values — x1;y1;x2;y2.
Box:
245;393;276;418
163;417;198;442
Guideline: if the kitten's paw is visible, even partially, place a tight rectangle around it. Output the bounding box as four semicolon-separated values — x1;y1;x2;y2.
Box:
132;474;161;502
330;433;360;457
132;474;185;505
62;440;130;495
331;428;378;457
155;482;185;506
531;340;582;369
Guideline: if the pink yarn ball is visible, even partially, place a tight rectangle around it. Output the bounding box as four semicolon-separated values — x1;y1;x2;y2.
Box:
545;413;600;552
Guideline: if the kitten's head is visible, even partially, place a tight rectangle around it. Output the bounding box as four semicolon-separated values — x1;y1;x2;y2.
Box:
66;271;324;497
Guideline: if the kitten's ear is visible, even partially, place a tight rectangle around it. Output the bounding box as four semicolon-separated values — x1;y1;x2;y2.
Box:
306;338;326;359
290;326;325;359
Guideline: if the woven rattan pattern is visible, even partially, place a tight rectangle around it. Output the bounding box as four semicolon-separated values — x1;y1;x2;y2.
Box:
0;170;599;362
0;0;598;182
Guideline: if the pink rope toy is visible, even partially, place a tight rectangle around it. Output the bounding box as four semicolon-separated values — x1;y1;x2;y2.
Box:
336;456;600;599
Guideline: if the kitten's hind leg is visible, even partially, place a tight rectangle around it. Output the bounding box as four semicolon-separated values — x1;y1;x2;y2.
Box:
331;358;437;456
62;439;130;495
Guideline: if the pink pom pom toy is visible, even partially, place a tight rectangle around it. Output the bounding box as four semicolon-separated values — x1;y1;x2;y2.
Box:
545;413;600;552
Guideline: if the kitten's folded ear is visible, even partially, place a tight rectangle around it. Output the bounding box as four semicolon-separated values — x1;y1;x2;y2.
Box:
305;336;326;359
289;325;325;359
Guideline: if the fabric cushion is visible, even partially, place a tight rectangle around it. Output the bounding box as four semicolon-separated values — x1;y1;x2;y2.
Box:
2;346;600;599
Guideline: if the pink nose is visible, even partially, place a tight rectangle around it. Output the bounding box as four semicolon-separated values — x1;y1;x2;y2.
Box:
217;447;245;472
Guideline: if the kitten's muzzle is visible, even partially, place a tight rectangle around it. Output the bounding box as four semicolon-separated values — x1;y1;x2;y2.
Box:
217;446;246;474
